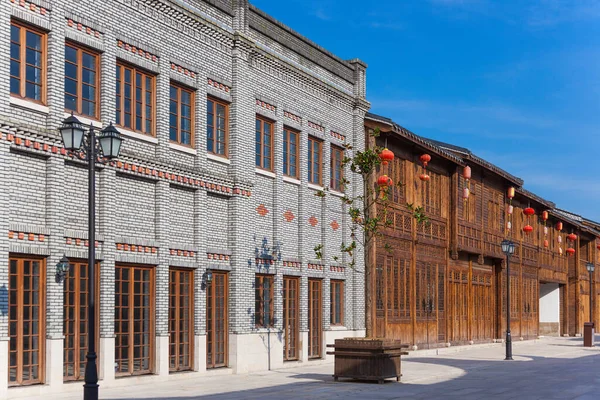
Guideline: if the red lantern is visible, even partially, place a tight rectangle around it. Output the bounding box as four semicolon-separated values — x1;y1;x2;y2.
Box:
419;154;431;167
377;175;392;188
543;239;549;248
541;211;549;221
597;242;600;250
419;174;430;182
555;221;563;231
566;247;576;256
462;166;472;180
523;207;535;216
380;148;394;166
507;187;515;199
523;225;533;234
567;233;577;242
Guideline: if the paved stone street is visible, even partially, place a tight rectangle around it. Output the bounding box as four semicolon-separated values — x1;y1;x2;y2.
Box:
36;336;600;400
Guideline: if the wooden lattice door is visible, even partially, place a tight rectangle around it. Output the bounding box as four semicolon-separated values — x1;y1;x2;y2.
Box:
64;261;99;381
207;271;228;369
169;268;194;372
283;276;299;361
8;257;46;386
448;269;469;343
308;279;323;359
522;273;538;339
115;265;154;376
472;269;493;342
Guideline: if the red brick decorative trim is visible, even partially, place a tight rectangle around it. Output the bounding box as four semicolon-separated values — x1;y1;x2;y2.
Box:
256;257;274;266
207;252;230;261
171;62;196;78
66;237;99;247
283;210;295;222
330;220;340;231
208;78;230;93
330;130;346;141
308;263;324;271
256;99;276;112
116;243;157;253
283;260;300;268
10;0;48;16
8;231;46;242
117;39;158;62
66;18;101;38
170;248;196;257
283;111;301;123
257;204;269;216
1;131;252;198
330;265;345;273
308;121;325;132
308;216;319;227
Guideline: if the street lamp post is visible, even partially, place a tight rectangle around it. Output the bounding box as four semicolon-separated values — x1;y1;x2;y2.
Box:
586;262;595;324
59;115;123;400
501;239;516;361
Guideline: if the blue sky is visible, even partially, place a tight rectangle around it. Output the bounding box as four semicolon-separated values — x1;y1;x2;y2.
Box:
251;0;600;221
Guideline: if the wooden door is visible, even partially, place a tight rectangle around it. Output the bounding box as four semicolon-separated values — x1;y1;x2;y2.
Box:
308;279;323;359
207;271;228;369
115;265;154;376
472;269;493;342
63;261;99;381
448;269;469;343
8;256;46;386
169;268;194;372
522;274;538;339
283;276;299;361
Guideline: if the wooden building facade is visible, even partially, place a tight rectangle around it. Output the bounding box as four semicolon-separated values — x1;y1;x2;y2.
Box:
366;113;600;348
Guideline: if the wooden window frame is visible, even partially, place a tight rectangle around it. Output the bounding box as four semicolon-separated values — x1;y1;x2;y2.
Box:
308;136;323;186
114;264;155;376
330;145;344;192
255;274;275;328
283;127;299;179
64;42;100;119
256;116;274;171
8;255;46;387
283;276;300;361
115;61;156;136
206;271;228;369
308;278;323;359
10;20;47;104
63;260;100;382
207;97;229;157
169;82;195;148
330;280;344;326
168;267;194;372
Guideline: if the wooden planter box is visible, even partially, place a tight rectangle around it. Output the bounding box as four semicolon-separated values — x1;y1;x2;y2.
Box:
326;338;408;384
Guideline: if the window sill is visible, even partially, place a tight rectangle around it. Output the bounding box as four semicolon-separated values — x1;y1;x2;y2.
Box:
255;168;276;179
330;189;345;198
307;183;325;191
169;142;196;155
329;325;348;331
63;112;102;128
207;153;231;165
283;176;301;185
10;97;49;114
117;128;158;144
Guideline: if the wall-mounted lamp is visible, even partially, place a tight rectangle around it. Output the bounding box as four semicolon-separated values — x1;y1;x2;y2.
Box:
205;269;213;284
56;255;70;284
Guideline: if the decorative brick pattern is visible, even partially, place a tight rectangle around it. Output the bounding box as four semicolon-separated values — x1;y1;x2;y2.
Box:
256;204;269;216
116;243;158;254
282;260;301;268
255;257;274;266
171;62;197;78
65;237;99;248
330;130;346;141
308;215;319;227
207;77;230;93
117;39;158;62
283;210;295;222
8;231;46;242
283;111;301;124
308;121;325;132
67;18;101;38
308;263;324;271
330;265;346;273
207;252;230;261
255;99;276;112
169;248;196;257
330;220;340;231
10;0;48;16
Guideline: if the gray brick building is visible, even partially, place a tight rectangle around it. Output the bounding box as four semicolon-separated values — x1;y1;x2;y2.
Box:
0;0;368;397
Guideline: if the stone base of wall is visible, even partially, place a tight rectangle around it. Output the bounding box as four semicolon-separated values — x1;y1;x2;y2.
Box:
539;322;560;336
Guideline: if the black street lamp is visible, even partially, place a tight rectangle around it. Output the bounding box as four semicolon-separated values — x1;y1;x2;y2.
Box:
59;115;123;400
501;239;515;361
587;262;595;324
